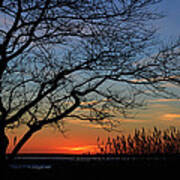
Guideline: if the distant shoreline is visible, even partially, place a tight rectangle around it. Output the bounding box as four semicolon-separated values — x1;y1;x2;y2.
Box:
6;153;180;179
8;153;180;168
7;152;180;157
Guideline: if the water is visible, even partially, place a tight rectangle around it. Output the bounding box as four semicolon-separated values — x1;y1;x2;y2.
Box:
10;164;52;170
14;155;121;161
10;154;178;169
10;155;123;169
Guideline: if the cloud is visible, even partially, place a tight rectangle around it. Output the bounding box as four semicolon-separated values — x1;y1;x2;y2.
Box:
120;119;146;123
66;119;103;130
163;113;180;121
149;98;180;103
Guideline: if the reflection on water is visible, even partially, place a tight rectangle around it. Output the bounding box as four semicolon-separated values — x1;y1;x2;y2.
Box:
10;156;122;169
10;155;179;169
10;164;52;170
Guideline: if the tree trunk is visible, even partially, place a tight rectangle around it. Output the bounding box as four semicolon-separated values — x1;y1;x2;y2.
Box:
0;126;9;176
8;126;41;161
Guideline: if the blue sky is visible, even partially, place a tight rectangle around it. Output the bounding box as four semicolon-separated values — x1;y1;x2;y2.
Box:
5;0;180;154
158;0;180;40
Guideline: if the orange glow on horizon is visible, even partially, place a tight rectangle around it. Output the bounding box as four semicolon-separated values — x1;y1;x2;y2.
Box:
7;145;98;155
6;97;180;155
56;145;98;154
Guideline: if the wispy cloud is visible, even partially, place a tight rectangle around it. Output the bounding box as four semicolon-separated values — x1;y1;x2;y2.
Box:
120;119;146;123
149;98;180;103
67;119;103;129
163;113;180;121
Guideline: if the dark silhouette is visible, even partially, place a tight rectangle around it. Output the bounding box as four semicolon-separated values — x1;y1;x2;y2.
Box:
0;0;179;174
97;127;180;155
13;136;17;146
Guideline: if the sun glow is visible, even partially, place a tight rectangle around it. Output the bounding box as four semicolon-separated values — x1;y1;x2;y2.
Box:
58;145;98;154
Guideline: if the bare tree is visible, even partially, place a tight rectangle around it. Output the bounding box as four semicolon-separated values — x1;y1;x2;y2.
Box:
1;0;178;170
152;40;180;86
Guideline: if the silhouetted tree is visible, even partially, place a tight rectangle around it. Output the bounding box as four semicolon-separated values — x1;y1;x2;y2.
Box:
0;0;179;171
152;41;180;86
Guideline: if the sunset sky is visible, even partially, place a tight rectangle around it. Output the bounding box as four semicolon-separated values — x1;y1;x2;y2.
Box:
6;0;180;155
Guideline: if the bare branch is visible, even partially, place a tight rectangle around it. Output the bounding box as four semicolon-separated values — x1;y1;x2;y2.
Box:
1;0;179;160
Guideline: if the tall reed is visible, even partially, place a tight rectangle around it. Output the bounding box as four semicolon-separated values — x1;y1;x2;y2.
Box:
97;127;180;155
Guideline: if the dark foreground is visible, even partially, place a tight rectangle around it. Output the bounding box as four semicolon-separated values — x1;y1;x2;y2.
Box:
5;154;180;179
